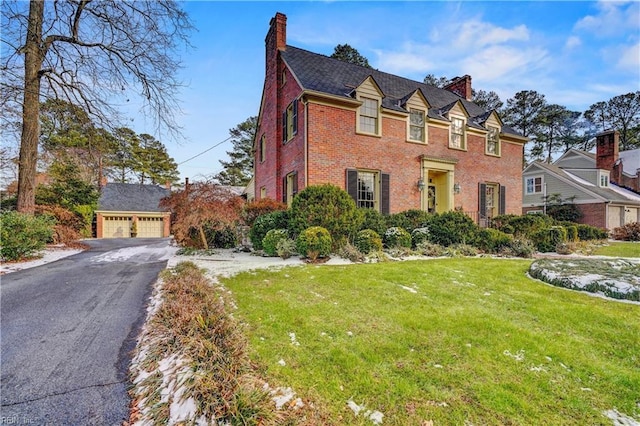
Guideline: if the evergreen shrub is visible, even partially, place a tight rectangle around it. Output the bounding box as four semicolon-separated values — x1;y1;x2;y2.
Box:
249;210;289;250
531;226;567;253
428;211;478;246
0;211;55;261
411;227;430;248
290;185;362;248
386;209;431;233
296;226;332;261
576;224;608;241
354;229;383;254
383;227;411;249
276;238;297;259
358;208;387;236
472;227;512;253
262;229;290;256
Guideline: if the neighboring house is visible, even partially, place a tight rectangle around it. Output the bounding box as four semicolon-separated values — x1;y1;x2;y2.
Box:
95;182;171;238
253;13;526;225
522;130;640;230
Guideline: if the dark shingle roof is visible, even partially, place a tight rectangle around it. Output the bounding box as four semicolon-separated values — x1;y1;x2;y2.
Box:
97;183;170;212
281;46;522;137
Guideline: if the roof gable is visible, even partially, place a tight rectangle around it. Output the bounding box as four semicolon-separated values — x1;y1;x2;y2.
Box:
97;183;170;212
554;149;596;169
280;45;522;138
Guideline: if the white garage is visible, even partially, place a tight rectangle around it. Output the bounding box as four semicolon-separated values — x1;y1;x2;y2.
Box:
136;217;165;238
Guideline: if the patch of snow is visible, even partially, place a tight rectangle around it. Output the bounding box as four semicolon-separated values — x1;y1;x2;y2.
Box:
433;364;443;369
278;359;286;366
289;332;300;346
347;331;353;336
347;399;384;425
400;285;417;293
91;244;177;264
1;246;82;274
503;349;525;361
603;409;640;426
271;387;298;410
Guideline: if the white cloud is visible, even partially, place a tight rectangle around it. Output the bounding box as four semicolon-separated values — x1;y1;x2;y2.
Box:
461;46;549;81
617;41;640;72
454;21;529;49
574;1;640;37
565;36;582;49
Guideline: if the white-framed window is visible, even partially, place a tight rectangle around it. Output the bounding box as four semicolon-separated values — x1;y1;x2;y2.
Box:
486;126;500;156
282;100;298;143
409;109;426;143
357;170;378;210
359;97;379;135
526;176;543;194
284;171;298;207
259;135;266;163
599;172;610;187
450;116;466;149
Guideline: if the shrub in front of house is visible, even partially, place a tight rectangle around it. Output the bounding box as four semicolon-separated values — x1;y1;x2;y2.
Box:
0;211;55;261
296;226;332;261
531;226;567;253
241;198;287;228
575;224;608;241
386;209;432;234
358;208;387;236
249;210;290;250
338;242;366;263
276;238;297;259
383;227;412;249
262;229;290;257
416;241;446;257
290;184;362;248
499;238;536;258
427;211;478;247
612;222;640;241
444;244;479;257
354;229;383;254
472;227;513;253
565;225;579;242
492;213;554;238
411;227;430;248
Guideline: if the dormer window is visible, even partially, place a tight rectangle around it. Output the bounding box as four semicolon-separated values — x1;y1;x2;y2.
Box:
409;109;426;143
359;97;379;135
450;116;466;149
486;126;500;156
599;171;610;187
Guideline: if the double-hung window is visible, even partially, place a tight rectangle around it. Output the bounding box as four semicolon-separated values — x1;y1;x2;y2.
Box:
486;126;500;155
526;176;543;194
282;100;298;143
409;109;425;143
359;97;379;135
450;117;465;149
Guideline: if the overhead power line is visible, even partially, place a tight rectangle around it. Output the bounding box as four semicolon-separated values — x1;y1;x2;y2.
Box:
177;136;232;165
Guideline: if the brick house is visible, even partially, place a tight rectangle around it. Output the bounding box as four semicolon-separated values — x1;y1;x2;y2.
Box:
253;13;526;224
522;130;640;230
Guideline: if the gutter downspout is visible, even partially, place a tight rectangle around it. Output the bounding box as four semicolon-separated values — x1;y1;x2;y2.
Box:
302;95;308;188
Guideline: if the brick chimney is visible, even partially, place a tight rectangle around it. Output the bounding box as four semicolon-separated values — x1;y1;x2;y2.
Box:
595;129;619;172
444;75;472;101
266;12;286;59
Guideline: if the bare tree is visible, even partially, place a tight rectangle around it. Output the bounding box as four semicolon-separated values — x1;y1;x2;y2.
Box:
1;0;193;213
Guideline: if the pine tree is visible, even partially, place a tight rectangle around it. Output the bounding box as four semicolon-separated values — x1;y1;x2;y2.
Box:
214;116;257;186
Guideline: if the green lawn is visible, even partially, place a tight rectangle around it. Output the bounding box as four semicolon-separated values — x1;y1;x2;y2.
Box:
593;241;640;258
223;258;640;425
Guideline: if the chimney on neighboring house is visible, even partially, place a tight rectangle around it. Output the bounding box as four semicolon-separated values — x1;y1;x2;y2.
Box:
444;75;473;101
596;129;620;172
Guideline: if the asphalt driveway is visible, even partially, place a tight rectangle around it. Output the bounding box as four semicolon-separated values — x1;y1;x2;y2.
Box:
1;238;176;425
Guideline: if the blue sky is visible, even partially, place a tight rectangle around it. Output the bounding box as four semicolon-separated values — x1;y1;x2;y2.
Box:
146;1;639;182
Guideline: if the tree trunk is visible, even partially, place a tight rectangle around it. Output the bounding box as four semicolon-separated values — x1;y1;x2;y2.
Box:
198;225;208;250
16;0;44;214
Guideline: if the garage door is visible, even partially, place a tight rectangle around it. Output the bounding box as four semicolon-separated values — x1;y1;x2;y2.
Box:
103;216;131;238
137;217;164;238
625;207;639;225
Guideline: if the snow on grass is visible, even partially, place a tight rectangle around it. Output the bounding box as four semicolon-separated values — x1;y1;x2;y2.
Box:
399;284;418;293
602;409;640;426
346;399;384;425
90;244;177;263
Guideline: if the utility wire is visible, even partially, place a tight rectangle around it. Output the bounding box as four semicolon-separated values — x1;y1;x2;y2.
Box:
177;136;232;165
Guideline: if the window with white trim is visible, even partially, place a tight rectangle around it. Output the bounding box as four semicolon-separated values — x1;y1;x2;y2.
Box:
409;109;425;143
450;116;466;149
486;126;500;155
526;176;543;194
359;97;379;135
599;172;610;187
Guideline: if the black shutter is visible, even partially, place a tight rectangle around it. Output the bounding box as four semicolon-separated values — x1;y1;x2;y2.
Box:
381;173;390;215
283;176;287;203
292;171;298;196
282;110;287;143
346;169;358;203
499;185;506;215
292;100;298;135
478;183;487;219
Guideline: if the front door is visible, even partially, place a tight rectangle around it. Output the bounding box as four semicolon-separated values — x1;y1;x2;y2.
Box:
427;185;436;214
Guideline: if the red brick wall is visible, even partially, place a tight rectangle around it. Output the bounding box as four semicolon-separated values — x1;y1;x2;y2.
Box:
577;203;607;229
304;102;522;214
